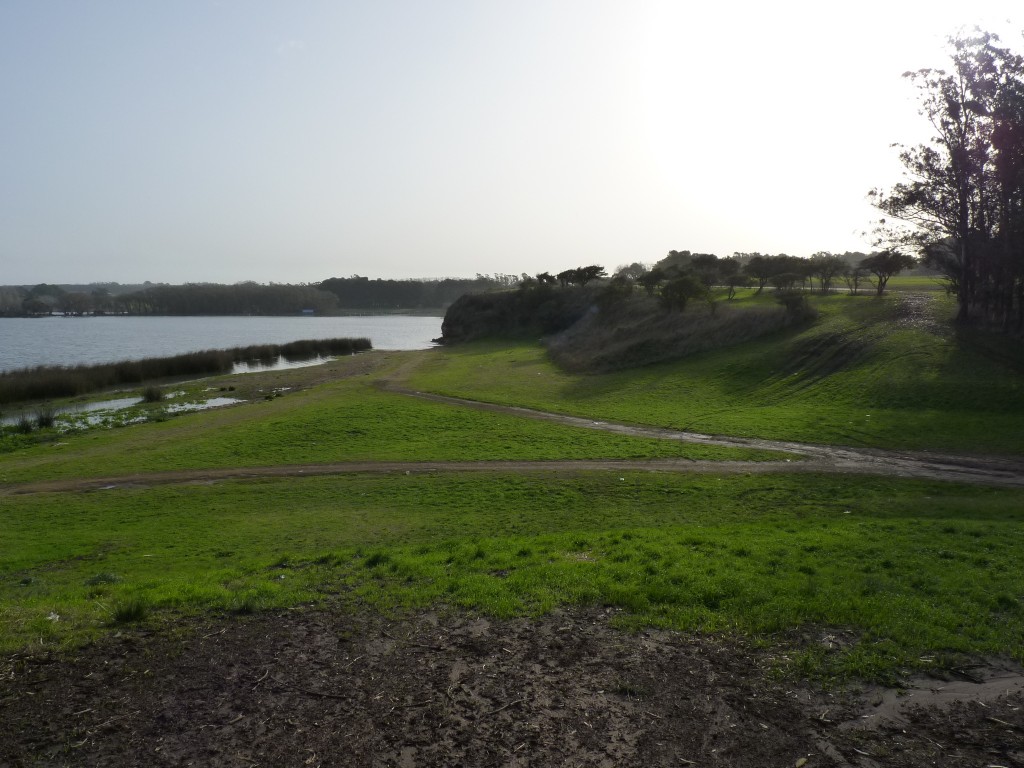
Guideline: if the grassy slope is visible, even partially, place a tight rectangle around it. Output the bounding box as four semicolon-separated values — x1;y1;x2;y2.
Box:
410;293;1024;455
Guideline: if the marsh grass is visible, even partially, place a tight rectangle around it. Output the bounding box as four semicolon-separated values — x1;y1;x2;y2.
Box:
0;337;372;405
33;407;57;428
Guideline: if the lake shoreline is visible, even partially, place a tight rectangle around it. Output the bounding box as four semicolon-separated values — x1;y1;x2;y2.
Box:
0;314;441;372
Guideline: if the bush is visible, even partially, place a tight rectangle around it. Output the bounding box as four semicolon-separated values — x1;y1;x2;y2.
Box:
776;291;817;321
660;274;708;313
33;407;56;428
141;385;163;403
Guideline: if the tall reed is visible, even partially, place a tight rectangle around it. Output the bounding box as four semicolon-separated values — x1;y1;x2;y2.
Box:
0;337;372;405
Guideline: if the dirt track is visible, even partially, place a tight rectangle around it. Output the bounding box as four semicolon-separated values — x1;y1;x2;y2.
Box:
5;384;1023;496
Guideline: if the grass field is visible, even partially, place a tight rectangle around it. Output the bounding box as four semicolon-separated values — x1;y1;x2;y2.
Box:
2;291;1023;682
885;274;948;291
3;472;1022;680
0;370;782;485
410;293;1024;454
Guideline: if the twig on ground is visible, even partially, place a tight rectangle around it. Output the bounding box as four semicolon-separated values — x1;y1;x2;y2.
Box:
382;629;446;652
269;676;349;700
481;698;525;718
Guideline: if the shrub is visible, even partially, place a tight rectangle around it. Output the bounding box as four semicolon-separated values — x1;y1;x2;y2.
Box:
776;291;817;321
141;385;163;403
660;274;708;313
33;406;57;428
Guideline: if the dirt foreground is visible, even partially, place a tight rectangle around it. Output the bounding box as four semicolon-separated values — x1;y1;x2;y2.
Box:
3;607;1022;767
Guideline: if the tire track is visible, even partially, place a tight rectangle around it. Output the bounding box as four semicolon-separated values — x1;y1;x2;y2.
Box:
4;386;1023;495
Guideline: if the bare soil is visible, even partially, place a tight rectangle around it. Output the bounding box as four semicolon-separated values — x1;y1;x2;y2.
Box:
2;606;1022;768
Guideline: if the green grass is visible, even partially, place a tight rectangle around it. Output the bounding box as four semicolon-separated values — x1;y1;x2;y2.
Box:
2;294;1023;683
885;274;947;291
2;472;1021;680
410;293;1024;454
0;378;783;484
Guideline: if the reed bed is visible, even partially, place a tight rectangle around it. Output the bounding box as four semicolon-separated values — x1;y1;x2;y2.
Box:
0;337;372;405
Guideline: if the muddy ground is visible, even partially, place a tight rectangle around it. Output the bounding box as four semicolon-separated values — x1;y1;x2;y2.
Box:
2;606;1022;767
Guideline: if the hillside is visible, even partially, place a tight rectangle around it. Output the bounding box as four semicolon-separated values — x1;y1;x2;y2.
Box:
416;290;1024;455
440;283;819;371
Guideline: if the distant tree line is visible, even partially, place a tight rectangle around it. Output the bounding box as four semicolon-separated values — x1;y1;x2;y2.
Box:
0;282;341;317
111;282;341;315
0;274;526;316
871;30;1024;329
1;250;920;320
532;249;917;319
317;274;521;310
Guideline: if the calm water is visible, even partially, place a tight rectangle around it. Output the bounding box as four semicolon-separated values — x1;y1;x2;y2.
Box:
0;315;442;372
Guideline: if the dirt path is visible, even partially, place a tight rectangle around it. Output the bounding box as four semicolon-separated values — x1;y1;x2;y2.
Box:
383;384;1024;487
5;384;1023;495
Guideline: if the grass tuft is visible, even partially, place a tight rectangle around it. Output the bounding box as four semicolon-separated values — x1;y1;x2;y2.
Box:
33;407;57;428
84;573;121;586
111;597;149;624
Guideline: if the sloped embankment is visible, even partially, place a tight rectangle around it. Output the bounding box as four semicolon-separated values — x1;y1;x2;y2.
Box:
441;287;816;372
547;298;813;372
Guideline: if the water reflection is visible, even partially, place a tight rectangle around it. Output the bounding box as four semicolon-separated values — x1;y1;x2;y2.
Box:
232;355;331;374
2;395;244;428
166;397;244;413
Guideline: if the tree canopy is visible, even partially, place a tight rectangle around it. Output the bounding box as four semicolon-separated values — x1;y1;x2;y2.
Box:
859;251;917;296
870;30;1024;328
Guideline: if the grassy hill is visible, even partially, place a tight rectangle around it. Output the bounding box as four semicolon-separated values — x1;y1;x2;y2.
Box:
414;291;1024;455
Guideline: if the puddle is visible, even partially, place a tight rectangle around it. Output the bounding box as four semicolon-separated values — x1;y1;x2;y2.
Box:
166;397;244;414
232;355;331;374
1;397;143;426
840;659;1024;730
3;396;244;429
70;397;143;414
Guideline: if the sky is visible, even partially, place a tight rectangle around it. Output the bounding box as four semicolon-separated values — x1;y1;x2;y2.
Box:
1;1;1022;285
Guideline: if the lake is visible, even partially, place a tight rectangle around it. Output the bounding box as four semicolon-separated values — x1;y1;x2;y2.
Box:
0;315;442;373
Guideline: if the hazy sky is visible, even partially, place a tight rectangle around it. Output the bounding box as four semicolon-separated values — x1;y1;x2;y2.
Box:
1;1;1021;284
